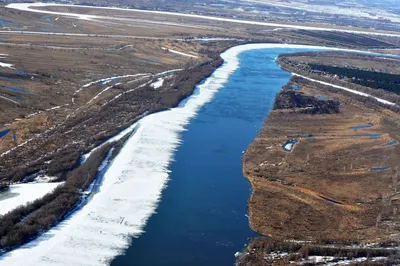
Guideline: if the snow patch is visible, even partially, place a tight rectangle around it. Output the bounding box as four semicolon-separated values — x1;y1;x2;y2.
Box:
0;95;19;105
46;104;68;111
292;73;397;106
0;62;14;69
0;54;16;70
284;142;294;151
301;256;387;265
150;78;164;89
87;85;114;104
265;251;289;260
33;175;58;183
0;183;62;215
161;47;199;58
76;74;148;94
155;69;182;77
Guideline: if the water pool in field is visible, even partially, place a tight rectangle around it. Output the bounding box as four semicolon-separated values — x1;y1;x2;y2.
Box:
0;129;10;139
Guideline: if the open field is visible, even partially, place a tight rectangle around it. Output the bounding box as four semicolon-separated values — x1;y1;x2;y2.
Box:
244;81;400;241
240;72;400;264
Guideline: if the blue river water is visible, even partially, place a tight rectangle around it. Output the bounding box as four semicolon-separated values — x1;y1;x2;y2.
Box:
0;129;10;139
110;48;318;266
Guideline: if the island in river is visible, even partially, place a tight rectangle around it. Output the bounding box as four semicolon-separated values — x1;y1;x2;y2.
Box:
238;52;400;265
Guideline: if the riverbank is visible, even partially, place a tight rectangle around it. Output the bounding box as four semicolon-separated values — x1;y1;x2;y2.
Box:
240;69;400;264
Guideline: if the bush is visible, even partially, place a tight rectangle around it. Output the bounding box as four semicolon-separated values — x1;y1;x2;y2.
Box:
273;89;340;114
0;143;112;250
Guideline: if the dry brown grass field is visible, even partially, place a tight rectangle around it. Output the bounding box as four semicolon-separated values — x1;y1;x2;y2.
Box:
243;79;400;243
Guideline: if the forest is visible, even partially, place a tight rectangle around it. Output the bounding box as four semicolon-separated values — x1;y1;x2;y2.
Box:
309;63;400;95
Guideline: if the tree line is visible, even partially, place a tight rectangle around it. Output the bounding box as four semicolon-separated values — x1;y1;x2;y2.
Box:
309;63;400;95
0;143;112;251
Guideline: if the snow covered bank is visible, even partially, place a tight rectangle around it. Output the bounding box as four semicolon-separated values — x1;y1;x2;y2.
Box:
1;43;397;265
0;183;62;215
6;3;400;37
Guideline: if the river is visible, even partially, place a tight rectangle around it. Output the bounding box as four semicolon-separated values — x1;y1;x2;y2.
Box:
1;44;369;266
110;46;321;266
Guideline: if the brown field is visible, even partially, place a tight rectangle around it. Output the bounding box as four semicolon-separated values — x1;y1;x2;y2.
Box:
243;79;400;243
0;36;215;151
